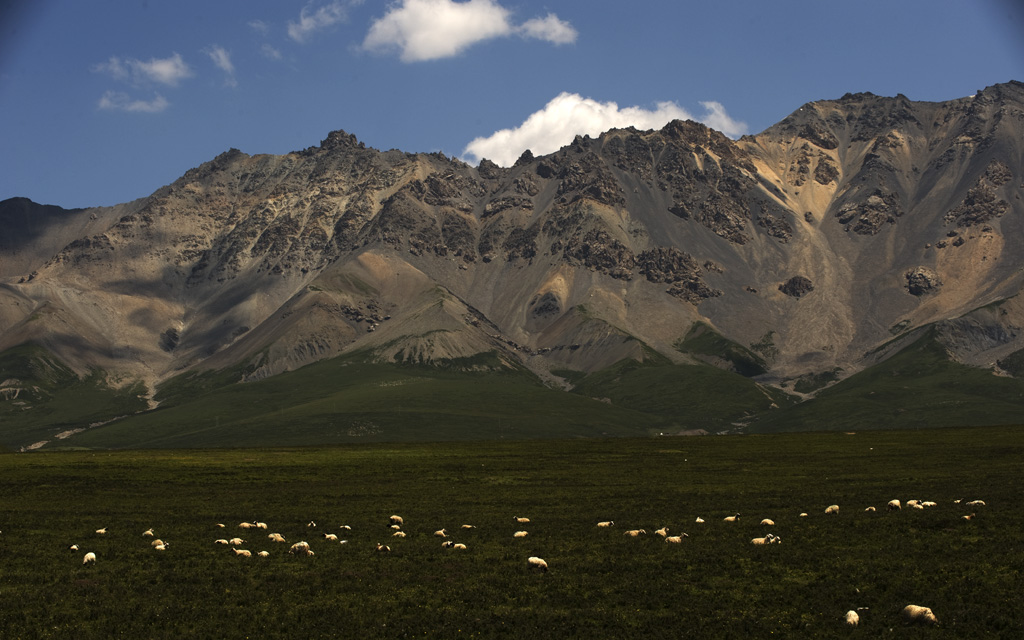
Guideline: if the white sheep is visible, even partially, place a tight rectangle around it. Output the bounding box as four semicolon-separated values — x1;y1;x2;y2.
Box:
434;529;447;538
966;500;986;507
392;531;406;538
255;522;268;530
389;515;403;526
441;540;454;548
142;528;155;537
214;539;230;545
390;524;402;530
453;543;467;550
268;533;286;543
233;549;252;558
228;537;245;546
912;503;925;510
597;521;614;528
905;500;920;508
323;533;339;542
723;514;740;522
623;529;646;537
339;525;352;531
901;604;938;625
760;519;775;526
825;505;839;515
289;541;313;556
150;539;165;548
376;542;391;553
153;543;168;551
751;533;778;545
460;524;476;530
307;521;317;528
95;528;107;535
527;556;548;572
665;534;688;544
845;610;859;626
514;516;530;524
887;499;901;511
799;513;808;517
69;544;79;551
864;507;876;512
921;501;937;508
83;552;96;565
654;527;669;537
513;531;529;538
962;513;976;521
238;522;255;529
257;551;270;558
216;523;226;528
695;517;705;524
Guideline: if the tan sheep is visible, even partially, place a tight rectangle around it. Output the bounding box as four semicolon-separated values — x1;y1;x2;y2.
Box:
654;527;669;537
513;531;529;538
596;521;614;528
288;541;313;556
267;533;286;543
760;518;775;526
233;549;252;558
845;610;859;626
887;499;901;511
901;604;938;625
527;556;548;572
665;534;688;544
83;552;96;564
723;514;740;522
825;505;839;515
623;529;646;537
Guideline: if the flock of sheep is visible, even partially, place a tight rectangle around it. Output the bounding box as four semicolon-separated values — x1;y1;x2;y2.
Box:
67;495;986;628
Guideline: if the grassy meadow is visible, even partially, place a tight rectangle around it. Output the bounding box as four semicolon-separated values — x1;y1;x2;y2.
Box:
1;426;1021;638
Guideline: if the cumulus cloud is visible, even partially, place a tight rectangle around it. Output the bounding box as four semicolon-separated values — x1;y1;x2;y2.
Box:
462;93;748;166
93;53;193;87
261;43;283;60
205;45;237;87
362;0;576;62
97;91;170;113
288;1;356;43
248;19;270;34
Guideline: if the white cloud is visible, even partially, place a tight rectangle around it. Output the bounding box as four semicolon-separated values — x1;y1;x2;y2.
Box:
93;53;193;87
261;43;283;60
362;0;576;62
462;93;748;166
205;45;237;87
288;1;355;43
517;13;577;44
97;91;170;113
248;19;270;35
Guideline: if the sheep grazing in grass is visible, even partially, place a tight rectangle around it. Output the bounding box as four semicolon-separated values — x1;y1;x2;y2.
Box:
665;534;688;544
514;516;530;524
901;604;938;625
597;521;614;528
233;549;252;558
228;537;245;546
255;522;267;530
69;544;79;552
376;542;391;553
268;533;286;543
695;517;705;524
845;610;859;626
921;501;937;508
751;533;779;545
799;513;808;517
655;527;669;537
513;531;529;538
527;557;548;572
239;522;255;529
461;524;476;530
434;529;447;538
83;552;96;565
214;539;230;545
723;514;740;523
825;505;839;515
760;518;775;526
912;503;925;510
142;528;154;537
153;543;168;551
216;523;225;528
962;513;976;521
864;507;876;512
289;541;312;556
623;529;646;537
453;543;467;550
323;533;338;542
441;541;454;548
887;499;902;511
966;500;986;507
339;525;352;531
390;524;402;530
95;528;107;535
392;531;406;538
150;539;165;548
257;551;270;558
389;515;403;526
905;500;920;508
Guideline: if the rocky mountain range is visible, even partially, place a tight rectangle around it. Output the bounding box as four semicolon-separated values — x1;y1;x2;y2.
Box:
2;81;1023;448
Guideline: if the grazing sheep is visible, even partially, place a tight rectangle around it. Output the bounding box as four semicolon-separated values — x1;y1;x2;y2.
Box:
901;604;938;625
760;519;775;526
962;513;976;521
513;531;529;538
255;522;268;530
153;543;168;551
921;501;937;508
214;539;230;545
389;515;403;526
723;514;740;522
665;535;688;544
845;610;859;626
953;499;962;504
887;499;902;511
142;528;155;537
323;533;338;542
69;544;79;551
623;529;646;537
434;529;447;538
83;552;96;565
912;503;925;510
695;517;705;524
289;541;313;556
239;522;255;529
597;521;614;528
392;531;406;538
966;500;986;507
655;527;669;537
864;507;876;512
825;505;839;515
453;543;467;550
376;542;391;553
216;523;226;528
268;533;286;543
228;537;245;546
441;541;454;548
307;521;317;528
233;549;252;558
150;539;165;548
906;500;920;508
339;525;352;531
751;534;778;545
95;528;107;535
461;524;476;530
799;513;808;517
514;516;530;524
527;556;548;572
257;551;270;558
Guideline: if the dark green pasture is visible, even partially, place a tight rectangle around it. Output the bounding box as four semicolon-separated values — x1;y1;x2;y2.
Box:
1;426;1021;638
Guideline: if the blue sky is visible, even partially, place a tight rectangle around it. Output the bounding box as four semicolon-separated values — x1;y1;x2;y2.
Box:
1;0;1021;209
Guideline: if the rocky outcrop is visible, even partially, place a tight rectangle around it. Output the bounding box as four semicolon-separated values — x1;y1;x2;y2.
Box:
905;267;942;296
779;276;814;298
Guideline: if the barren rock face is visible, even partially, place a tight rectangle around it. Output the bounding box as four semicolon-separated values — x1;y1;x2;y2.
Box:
1;82;1023;399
